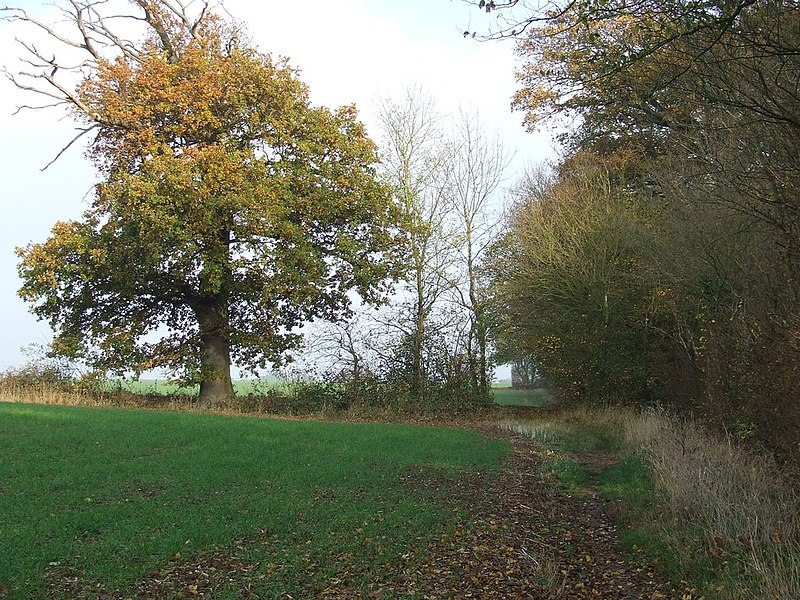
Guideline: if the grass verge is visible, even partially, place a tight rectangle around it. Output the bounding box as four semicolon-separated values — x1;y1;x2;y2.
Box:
502;406;800;599
0;402;508;598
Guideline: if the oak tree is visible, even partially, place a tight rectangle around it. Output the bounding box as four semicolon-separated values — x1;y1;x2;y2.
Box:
8;1;402;404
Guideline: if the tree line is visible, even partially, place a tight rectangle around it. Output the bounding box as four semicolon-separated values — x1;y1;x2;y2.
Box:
481;0;800;459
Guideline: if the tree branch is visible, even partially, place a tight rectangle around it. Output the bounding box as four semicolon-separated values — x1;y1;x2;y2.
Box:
41;125;99;171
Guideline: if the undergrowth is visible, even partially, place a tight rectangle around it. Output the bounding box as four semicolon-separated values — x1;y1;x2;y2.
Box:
503;406;800;599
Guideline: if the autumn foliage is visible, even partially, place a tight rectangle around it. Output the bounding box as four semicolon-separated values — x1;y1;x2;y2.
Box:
15;6;402;404
489;0;800;459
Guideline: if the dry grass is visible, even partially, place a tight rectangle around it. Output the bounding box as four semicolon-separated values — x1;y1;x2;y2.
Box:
499;420;566;447
537;551;569;599
0;376;198;413
624;408;797;547
0;379;99;407
504;405;800;599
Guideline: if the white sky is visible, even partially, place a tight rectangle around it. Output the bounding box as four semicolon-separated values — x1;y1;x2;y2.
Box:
0;0;556;371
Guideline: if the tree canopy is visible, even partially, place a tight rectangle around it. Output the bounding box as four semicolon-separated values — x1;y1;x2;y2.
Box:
10;1;403;404
481;0;800;456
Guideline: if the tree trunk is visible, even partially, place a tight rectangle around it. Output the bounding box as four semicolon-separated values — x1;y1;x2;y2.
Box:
466;323;479;392
195;298;234;405
411;281;426;398
478;331;489;394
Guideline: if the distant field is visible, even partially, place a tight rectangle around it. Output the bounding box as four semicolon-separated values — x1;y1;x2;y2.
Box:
106;380;553;408
104;379;286;396
492;386;553;407
0;402;508;598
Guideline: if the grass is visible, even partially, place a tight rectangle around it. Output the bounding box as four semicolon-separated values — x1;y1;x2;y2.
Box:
595;454;653;504
102;378;287;397
542;458;593;493
491;386;552;407
0;402;509;598
503;406;800;599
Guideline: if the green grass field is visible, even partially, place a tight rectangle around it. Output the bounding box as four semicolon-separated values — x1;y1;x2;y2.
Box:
0;402;508;598
491;386;553;407
103;378;286;397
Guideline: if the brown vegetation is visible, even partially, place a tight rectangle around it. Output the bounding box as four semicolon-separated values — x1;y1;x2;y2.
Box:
487;0;800;464
505;405;800;599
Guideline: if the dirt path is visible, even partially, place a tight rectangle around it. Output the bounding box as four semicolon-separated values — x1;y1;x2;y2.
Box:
388;426;671;599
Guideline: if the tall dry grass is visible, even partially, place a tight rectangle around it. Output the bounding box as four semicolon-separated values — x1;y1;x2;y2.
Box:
623;408;797;547
0;372;193;412
504;405;800;599
0;378;98;406
624;407;800;599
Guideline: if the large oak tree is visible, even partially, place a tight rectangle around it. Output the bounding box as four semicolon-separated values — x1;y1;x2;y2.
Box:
8;1;402;404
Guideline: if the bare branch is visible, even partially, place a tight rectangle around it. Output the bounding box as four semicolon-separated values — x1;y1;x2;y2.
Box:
130;0;178;62
41;124;98;171
11;101;64;114
1;0;218;168
81;2;143;62
2;7;87;52
3;67;71;105
462;0;579;41
190;0;210;36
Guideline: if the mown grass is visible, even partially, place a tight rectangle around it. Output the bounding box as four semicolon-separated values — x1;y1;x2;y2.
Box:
0;402;508;598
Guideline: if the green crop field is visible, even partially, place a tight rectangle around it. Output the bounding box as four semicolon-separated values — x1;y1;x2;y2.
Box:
0;402;508;598
107;379;553;408
492;386;553;407
104;379;287;397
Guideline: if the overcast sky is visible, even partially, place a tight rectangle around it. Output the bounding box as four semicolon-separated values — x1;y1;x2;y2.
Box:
0;0;556;371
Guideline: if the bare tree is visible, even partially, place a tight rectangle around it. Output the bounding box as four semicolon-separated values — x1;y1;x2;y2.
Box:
377;87;454;396
445;110;510;394
301;313;375;383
